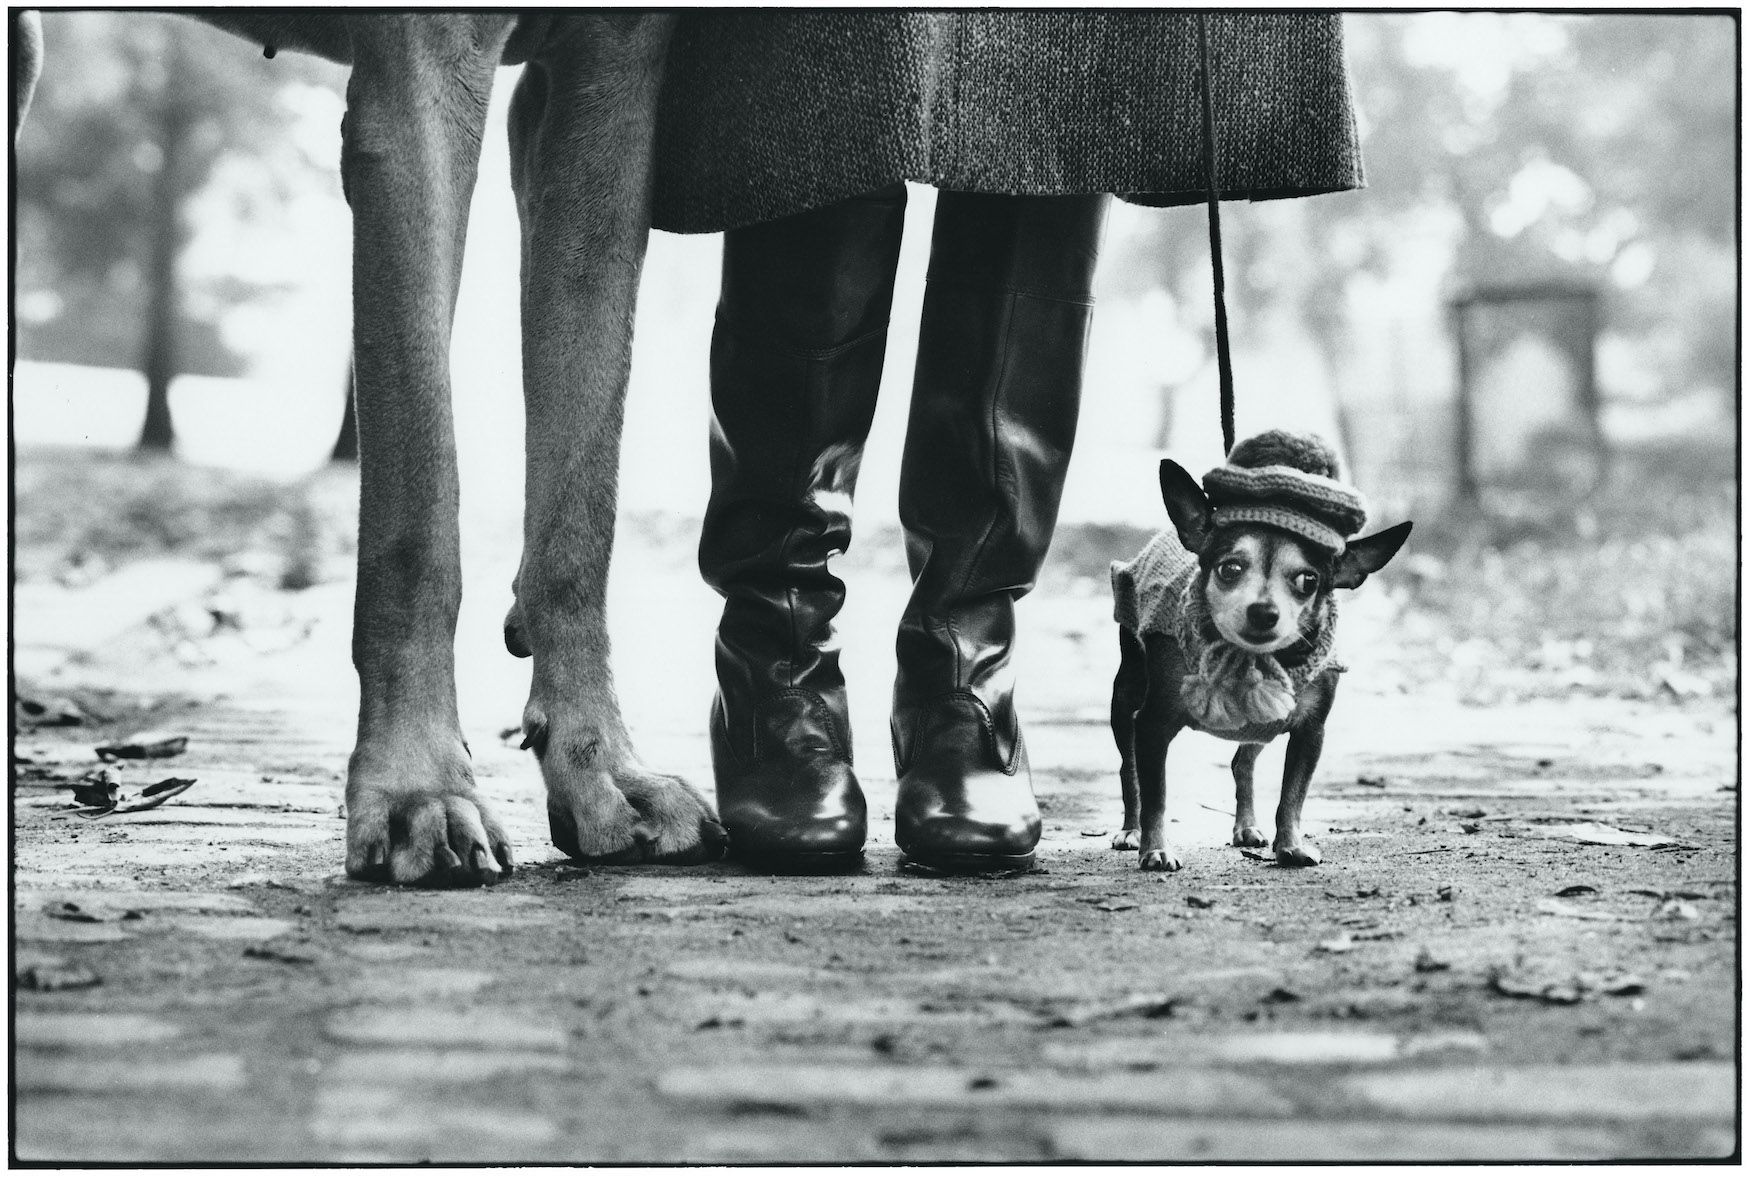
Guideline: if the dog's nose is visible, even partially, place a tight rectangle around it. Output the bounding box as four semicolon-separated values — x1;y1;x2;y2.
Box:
1246;602;1278;630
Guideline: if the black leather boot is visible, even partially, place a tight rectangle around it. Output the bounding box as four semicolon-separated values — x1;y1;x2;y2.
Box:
891;191;1109;872
701;184;907;870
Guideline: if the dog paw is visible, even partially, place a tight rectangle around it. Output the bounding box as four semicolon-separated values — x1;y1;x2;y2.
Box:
345;739;513;887
1232;824;1268;848
1111;828;1141;851
1139;847;1183;872
537;726;726;866
1274;835;1322;867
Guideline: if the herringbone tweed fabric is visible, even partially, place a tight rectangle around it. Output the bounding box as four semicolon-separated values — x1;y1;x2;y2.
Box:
652;11;1363;234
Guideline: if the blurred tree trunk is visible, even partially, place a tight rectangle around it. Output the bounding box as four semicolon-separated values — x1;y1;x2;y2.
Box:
136;37;190;452
331;358;358;462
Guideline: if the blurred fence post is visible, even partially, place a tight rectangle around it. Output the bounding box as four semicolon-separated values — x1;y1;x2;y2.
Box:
1449;282;1605;500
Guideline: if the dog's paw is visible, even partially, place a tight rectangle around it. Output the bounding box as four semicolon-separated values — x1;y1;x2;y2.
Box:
618;770;730;865
345;741;513;887
1111;828;1141;851
1274;834;1322;867
539;727;726;866
1232;824;1268;848
1139;847;1183;872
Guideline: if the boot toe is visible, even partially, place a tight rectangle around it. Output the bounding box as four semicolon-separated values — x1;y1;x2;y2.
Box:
719;760;867;867
894;751;1040;873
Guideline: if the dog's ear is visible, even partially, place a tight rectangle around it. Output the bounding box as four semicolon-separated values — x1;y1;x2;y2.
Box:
1159;459;1212;553
1331;521;1413;590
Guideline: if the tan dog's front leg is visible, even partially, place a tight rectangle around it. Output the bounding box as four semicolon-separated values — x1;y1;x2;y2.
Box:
1230;742;1268;847
339;15;518;886
506;15;725;865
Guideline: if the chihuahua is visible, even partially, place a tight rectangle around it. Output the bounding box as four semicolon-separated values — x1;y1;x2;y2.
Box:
1109;438;1411;871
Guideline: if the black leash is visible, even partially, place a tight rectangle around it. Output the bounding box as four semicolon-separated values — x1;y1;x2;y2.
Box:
1197;14;1236;456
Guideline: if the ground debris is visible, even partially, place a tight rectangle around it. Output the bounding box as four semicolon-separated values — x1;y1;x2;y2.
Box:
1044;991;1178;1028
95;731;189;762
1542;821;1691;849
1089;898;1138;913
15;695;90;728
1535;898;1622;921
243;944;317;965
1653;899;1702;921
16;963;102;992
45;901;117;923
1185;894;1217;909
1489;966;1647;1005
1554;884;1599;897
69;775;196;818
1356;773;1388;788
1316;933;1357;954
1413;947;1451;973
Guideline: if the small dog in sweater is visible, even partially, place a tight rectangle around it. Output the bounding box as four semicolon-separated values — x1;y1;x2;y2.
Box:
1109;431;1411;871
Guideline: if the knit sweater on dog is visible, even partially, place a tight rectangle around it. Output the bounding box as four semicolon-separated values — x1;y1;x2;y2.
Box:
1111;529;1342;744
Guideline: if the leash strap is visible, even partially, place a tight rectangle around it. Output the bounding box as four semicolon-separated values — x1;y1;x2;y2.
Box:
1197;14;1236;457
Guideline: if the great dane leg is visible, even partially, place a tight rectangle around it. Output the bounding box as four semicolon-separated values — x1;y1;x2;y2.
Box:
507;14;725;864
340;15;517;885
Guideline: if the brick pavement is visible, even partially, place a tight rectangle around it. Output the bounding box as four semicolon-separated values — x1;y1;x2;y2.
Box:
11;525;1739;1162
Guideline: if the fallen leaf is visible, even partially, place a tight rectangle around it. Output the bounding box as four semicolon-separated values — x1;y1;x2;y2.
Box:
95;731;188;762
15;696;88;727
16;963;101;992
1535;898;1620;922
1489;971;1584;1005
1459;822;1483;834
1261;986;1301;1004
71;777;197;819
69;769;121;810
1239;849;1271;862
1544;822;1687;849
1046;992;1177;1028
1185;894;1217;909
1554;884;1598;897
45;902;103;923
1600;974;1646;997
243;944;316;965
1356;774;1388;788
1658;669;1712;699
1078;830;1107;838
693;1015;746;1031
1094;900;1138;913
1449;807;1486;819
1413;948;1450;973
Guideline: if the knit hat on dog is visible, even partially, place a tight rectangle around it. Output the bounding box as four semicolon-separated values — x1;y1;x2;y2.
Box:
1202;431;1367;555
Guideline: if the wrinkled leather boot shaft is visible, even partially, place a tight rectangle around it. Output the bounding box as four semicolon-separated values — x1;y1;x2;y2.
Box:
701;184;907;868
892;191;1109;872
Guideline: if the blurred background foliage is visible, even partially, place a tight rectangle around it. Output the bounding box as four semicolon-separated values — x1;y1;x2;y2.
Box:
15;12;346;448
11;11;1738;705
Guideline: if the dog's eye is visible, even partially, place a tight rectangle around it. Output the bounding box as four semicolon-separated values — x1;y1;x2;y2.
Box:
1215;560;1244;584
1292;571;1319;597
